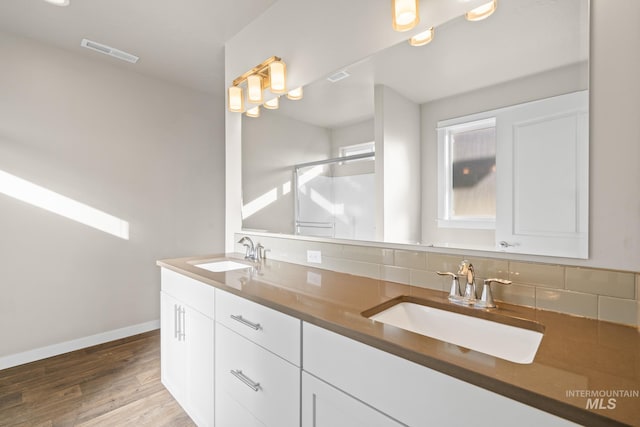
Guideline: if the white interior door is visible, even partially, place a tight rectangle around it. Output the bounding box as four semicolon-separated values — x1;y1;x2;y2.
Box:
496;90;588;258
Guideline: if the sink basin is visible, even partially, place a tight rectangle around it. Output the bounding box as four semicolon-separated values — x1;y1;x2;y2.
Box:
365;297;544;364
193;260;252;273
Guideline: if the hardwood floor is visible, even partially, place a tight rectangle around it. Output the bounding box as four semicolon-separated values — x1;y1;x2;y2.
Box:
0;330;195;427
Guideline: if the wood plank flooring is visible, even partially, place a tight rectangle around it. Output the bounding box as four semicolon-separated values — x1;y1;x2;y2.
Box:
0;330;195;427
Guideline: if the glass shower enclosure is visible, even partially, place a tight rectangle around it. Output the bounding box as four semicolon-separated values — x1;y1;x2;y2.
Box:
294;152;375;240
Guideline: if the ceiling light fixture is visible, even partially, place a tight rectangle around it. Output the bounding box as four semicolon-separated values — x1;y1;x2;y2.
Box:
264;97;280;110
287;87;303;101
246;106;261;118
228;56;301;115
392;0;419;32
466;0;497;22
43;0;69;6
409;27;434;46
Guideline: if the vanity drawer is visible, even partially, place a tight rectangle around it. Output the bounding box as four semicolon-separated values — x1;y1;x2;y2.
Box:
161;268;214;318
215;324;300;427
215;289;301;365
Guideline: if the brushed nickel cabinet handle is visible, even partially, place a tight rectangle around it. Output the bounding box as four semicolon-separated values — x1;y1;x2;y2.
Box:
230;369;261;391
179;307;186;341
230;314;261;331
174;304;179;339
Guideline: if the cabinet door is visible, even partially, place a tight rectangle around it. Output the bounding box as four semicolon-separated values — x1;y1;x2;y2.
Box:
302;372;403;427
160;291;187;403
185;306;215;427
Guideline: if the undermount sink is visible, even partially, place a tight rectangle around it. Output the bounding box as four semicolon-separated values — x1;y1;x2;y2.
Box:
193;260;252;273
365;297;544;364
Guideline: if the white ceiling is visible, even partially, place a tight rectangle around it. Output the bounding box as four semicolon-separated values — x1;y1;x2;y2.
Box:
0;0;278;95
269;0;589;129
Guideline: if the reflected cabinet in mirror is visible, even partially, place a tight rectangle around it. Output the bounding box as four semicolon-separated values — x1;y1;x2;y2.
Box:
242;0;589;258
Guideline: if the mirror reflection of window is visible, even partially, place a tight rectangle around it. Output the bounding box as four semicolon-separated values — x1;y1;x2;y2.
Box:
440;117;496;228
450;123;496;219
339;141;375;158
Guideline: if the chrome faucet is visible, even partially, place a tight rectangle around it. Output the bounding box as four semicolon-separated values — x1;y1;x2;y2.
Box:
477;278;512;308
439;259;511;309
237;236;266;262
458;260;477;304
238;236;254;259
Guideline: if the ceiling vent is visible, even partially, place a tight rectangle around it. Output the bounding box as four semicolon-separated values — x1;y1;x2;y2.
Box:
327;70;350;83
80;39;139;64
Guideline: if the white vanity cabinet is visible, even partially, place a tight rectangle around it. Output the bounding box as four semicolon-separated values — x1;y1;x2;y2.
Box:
302;372;403;427
160;268;215;427
160;267;580;427
302;322;577;427
214;289;301;427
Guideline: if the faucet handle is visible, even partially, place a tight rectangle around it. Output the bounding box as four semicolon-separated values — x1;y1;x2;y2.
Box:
477;278;512;308
484;278;512;286
437;271;462;300
255;243;265;261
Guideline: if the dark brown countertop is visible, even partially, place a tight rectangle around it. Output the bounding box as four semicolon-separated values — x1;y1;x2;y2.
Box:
158;254;640;427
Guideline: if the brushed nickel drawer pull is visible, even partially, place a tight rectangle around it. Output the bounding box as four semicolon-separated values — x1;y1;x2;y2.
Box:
174;304;179;339
230;314;261;331
179;306;186;341
230;369;261;391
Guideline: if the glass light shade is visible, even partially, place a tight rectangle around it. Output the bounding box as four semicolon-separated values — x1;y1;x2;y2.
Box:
264;97;280;109
466;0;497;22
392;0;419;32
269;61;287;94
228;86;244;113
246;106;260;118
409;27;434;46
247;74;264;104
287;87;303;100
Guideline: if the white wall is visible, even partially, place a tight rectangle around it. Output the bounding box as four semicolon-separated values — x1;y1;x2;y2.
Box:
589;0;640;271
330;119;374;157
0;32;225;363
242;111;331;234
375;85;421;244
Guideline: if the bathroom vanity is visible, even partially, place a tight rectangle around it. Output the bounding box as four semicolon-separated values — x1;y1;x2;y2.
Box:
158;254;639;427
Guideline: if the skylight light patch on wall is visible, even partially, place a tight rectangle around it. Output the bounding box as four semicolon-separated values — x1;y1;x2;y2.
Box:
0;169;130;240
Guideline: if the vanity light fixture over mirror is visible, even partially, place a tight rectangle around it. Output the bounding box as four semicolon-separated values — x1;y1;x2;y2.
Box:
227;56;303;115
241;0;589;259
